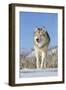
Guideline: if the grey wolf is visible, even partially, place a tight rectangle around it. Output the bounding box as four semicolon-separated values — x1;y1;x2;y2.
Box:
34;27;50;69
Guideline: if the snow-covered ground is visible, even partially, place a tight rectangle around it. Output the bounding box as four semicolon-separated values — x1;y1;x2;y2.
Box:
19;68;58;78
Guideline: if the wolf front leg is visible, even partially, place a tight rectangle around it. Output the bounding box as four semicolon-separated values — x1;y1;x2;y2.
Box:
35;52;40;69
41;52;46;69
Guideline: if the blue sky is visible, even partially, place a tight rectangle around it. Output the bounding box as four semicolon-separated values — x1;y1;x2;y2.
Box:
20;12;58;49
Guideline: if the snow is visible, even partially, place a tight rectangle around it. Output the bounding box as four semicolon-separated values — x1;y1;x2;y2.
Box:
19;68;58;78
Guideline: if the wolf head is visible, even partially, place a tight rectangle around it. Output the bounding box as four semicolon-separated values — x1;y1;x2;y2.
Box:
34;27;50;48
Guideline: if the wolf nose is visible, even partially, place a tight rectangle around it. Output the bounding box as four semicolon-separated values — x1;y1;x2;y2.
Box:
36;38;40;42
